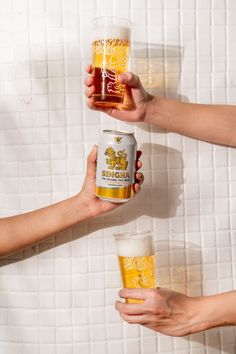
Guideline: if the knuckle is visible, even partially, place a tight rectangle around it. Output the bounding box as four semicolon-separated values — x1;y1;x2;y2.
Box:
139;172;144;180
125;71;131;79
149;289;158;300
119;312;126;320
135;75;140;84
87;99;95;110
152;304;160;315
126;319;133;324
116;302;124;312
128;72;133;80
115;302;120;311
122;314;132;324
85;77;89;84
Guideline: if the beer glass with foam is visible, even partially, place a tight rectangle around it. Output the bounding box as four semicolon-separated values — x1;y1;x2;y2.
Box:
113;230;157;303
91;16;131;107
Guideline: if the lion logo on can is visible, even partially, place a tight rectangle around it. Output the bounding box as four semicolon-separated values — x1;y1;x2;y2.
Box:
105;146;128;170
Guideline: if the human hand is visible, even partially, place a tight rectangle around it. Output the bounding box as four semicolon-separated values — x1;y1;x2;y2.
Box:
78;145;144;217
85;65;154;123
115;288;215;337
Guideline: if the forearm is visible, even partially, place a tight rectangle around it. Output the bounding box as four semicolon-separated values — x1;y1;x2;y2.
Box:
192;290;236;333
0;194;91;256
146;97;236;147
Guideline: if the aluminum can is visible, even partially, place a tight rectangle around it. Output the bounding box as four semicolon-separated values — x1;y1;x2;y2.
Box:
96;130;137;203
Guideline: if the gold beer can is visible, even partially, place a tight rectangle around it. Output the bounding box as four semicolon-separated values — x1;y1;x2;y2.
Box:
96;130;137;203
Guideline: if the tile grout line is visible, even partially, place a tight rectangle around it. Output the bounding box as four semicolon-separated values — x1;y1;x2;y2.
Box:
195;0;208;352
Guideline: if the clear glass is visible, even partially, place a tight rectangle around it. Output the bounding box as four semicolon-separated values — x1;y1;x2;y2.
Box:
113;230;157;303
91;16;132;108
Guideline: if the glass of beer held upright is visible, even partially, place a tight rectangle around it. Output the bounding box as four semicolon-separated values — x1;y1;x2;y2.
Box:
91;16;131;107
113;230;157;303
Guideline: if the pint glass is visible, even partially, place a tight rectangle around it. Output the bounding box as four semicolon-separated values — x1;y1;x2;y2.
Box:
91;16;131;107
113;231;157;303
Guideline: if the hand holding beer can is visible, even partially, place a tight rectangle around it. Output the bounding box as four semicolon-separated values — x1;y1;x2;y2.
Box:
114;231;157;303
91;16;131;107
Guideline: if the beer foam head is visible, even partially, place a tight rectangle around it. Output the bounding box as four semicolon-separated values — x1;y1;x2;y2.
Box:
114;231;154;257
92;17;131;41
93;26;130;42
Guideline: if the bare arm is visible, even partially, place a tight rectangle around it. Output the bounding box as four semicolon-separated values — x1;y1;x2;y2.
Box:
85;67;236;147
115;288;236;336
0;146;144;257
0;195;90;257
147;97;236;147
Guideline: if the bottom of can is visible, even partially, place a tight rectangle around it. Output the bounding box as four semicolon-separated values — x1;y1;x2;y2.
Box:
96;185;133;203
96;195;130;203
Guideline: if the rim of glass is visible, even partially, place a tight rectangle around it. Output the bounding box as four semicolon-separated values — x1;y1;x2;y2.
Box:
91;16;133;27
113;230;153;240
102;129;134;136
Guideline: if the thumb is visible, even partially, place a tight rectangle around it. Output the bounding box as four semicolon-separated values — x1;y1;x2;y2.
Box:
118;71;141;89
86;145;98;178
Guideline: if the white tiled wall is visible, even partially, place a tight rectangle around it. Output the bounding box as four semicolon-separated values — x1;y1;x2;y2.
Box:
0;0;236;353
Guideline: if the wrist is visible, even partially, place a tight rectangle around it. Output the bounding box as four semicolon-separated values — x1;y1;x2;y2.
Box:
144;95;160;124
188;292;236;333
56;194;93;229
187;296;218;333
205;291;236;328
73;193;94;220
144;96;184;129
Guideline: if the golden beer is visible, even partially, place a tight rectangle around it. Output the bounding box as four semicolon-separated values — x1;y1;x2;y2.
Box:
114;231;157;304
91;17;131;107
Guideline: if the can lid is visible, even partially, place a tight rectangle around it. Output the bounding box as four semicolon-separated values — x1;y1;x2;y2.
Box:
102;129;134;135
